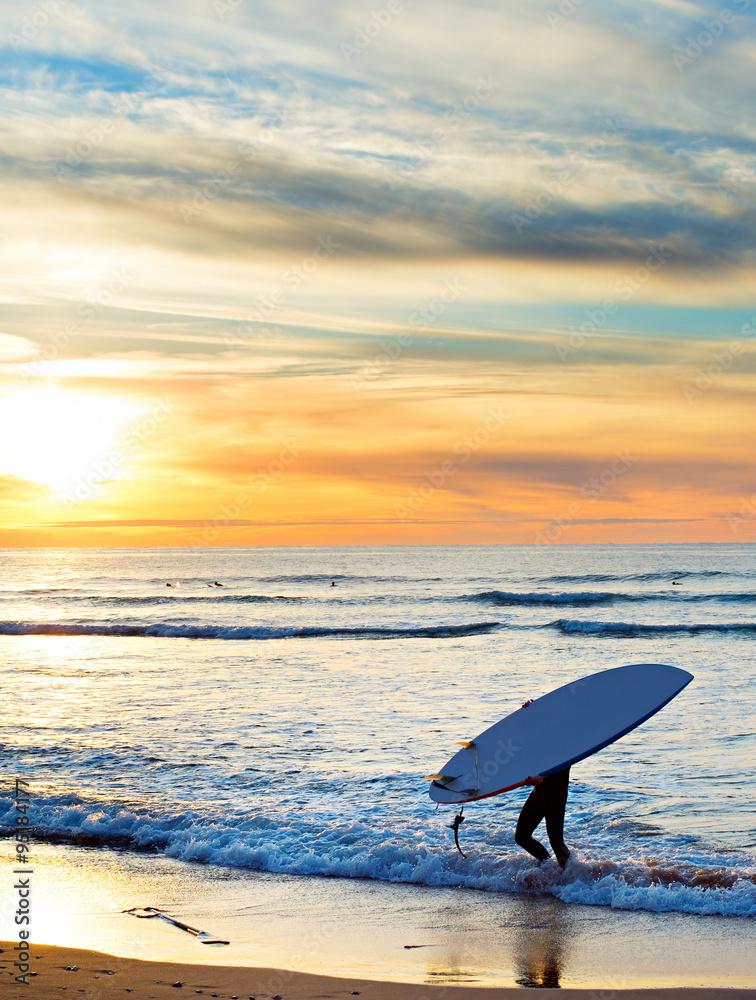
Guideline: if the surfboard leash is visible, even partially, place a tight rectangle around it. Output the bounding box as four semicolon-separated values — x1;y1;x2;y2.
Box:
448;807;467;858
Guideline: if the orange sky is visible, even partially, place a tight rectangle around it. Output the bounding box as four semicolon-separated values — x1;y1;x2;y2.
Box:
1;3;755;546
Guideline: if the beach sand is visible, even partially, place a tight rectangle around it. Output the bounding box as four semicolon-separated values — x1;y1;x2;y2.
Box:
4;942;756;1000
4;843;756;992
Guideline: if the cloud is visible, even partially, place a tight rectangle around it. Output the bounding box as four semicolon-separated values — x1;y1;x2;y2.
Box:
2;0;755;544
43;517;510;528
0;333;37;361
549;517;704;525
2;122;753;271
0;475;49;501
0;0;754;277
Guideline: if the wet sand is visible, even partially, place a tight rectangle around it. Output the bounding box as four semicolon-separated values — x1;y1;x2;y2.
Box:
4;843;756;991
4;941;756;1000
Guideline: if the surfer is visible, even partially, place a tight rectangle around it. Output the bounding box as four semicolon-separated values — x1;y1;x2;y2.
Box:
514;699;570;867
514;768;571;868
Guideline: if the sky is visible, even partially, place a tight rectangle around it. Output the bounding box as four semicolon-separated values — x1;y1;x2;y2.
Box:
0;0;755;546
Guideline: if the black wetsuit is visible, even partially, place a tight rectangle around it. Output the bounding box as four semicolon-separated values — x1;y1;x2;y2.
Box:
514;767;570;865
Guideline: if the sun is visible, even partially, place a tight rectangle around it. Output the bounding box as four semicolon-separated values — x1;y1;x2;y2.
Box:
0;385;146;497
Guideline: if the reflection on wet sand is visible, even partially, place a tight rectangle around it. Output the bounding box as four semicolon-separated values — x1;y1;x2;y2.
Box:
513;898;569;989
423;891;574;988
512;895;570;988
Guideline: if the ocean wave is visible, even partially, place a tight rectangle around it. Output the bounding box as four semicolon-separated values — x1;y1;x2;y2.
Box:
6;594;307;606
8;590;756;609
466;590;628;607
259;574;441;583
704;593;756;604
1;588;74;595
544;571;734;584
2;795;754;918
467;590;756;607
5;616;755;640
551;619;756;637
0;620;501;640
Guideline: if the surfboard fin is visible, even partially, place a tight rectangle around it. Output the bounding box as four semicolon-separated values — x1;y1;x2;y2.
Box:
455;740;475;748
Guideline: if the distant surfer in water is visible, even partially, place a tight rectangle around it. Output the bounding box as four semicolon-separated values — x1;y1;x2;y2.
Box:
514;700;571;868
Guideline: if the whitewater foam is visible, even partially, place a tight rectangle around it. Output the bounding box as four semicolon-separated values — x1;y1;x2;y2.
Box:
2;793;754;918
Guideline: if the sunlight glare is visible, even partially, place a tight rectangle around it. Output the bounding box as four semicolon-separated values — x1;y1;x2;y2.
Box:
0;386;145;496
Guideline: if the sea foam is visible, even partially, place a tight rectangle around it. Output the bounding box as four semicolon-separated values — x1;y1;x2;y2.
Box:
1;793;754;918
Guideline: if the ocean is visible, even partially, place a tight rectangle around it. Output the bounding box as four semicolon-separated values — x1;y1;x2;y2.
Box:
1;543;755;953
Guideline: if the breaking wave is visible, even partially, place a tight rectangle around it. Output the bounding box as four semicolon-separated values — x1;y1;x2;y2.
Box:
467;590;756;607
551;619;756;637
0;620;501;640
2;794;754;919
466;591;629;607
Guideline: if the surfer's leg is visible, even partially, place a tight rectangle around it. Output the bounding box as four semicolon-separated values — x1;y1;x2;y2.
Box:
543;784;570;867
514;789;550;862
545;817;569;866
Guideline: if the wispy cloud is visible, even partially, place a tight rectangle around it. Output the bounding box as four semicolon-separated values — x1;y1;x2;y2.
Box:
1;0;755;543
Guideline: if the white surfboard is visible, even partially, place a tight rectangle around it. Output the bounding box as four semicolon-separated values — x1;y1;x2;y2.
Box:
427;663;693;805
